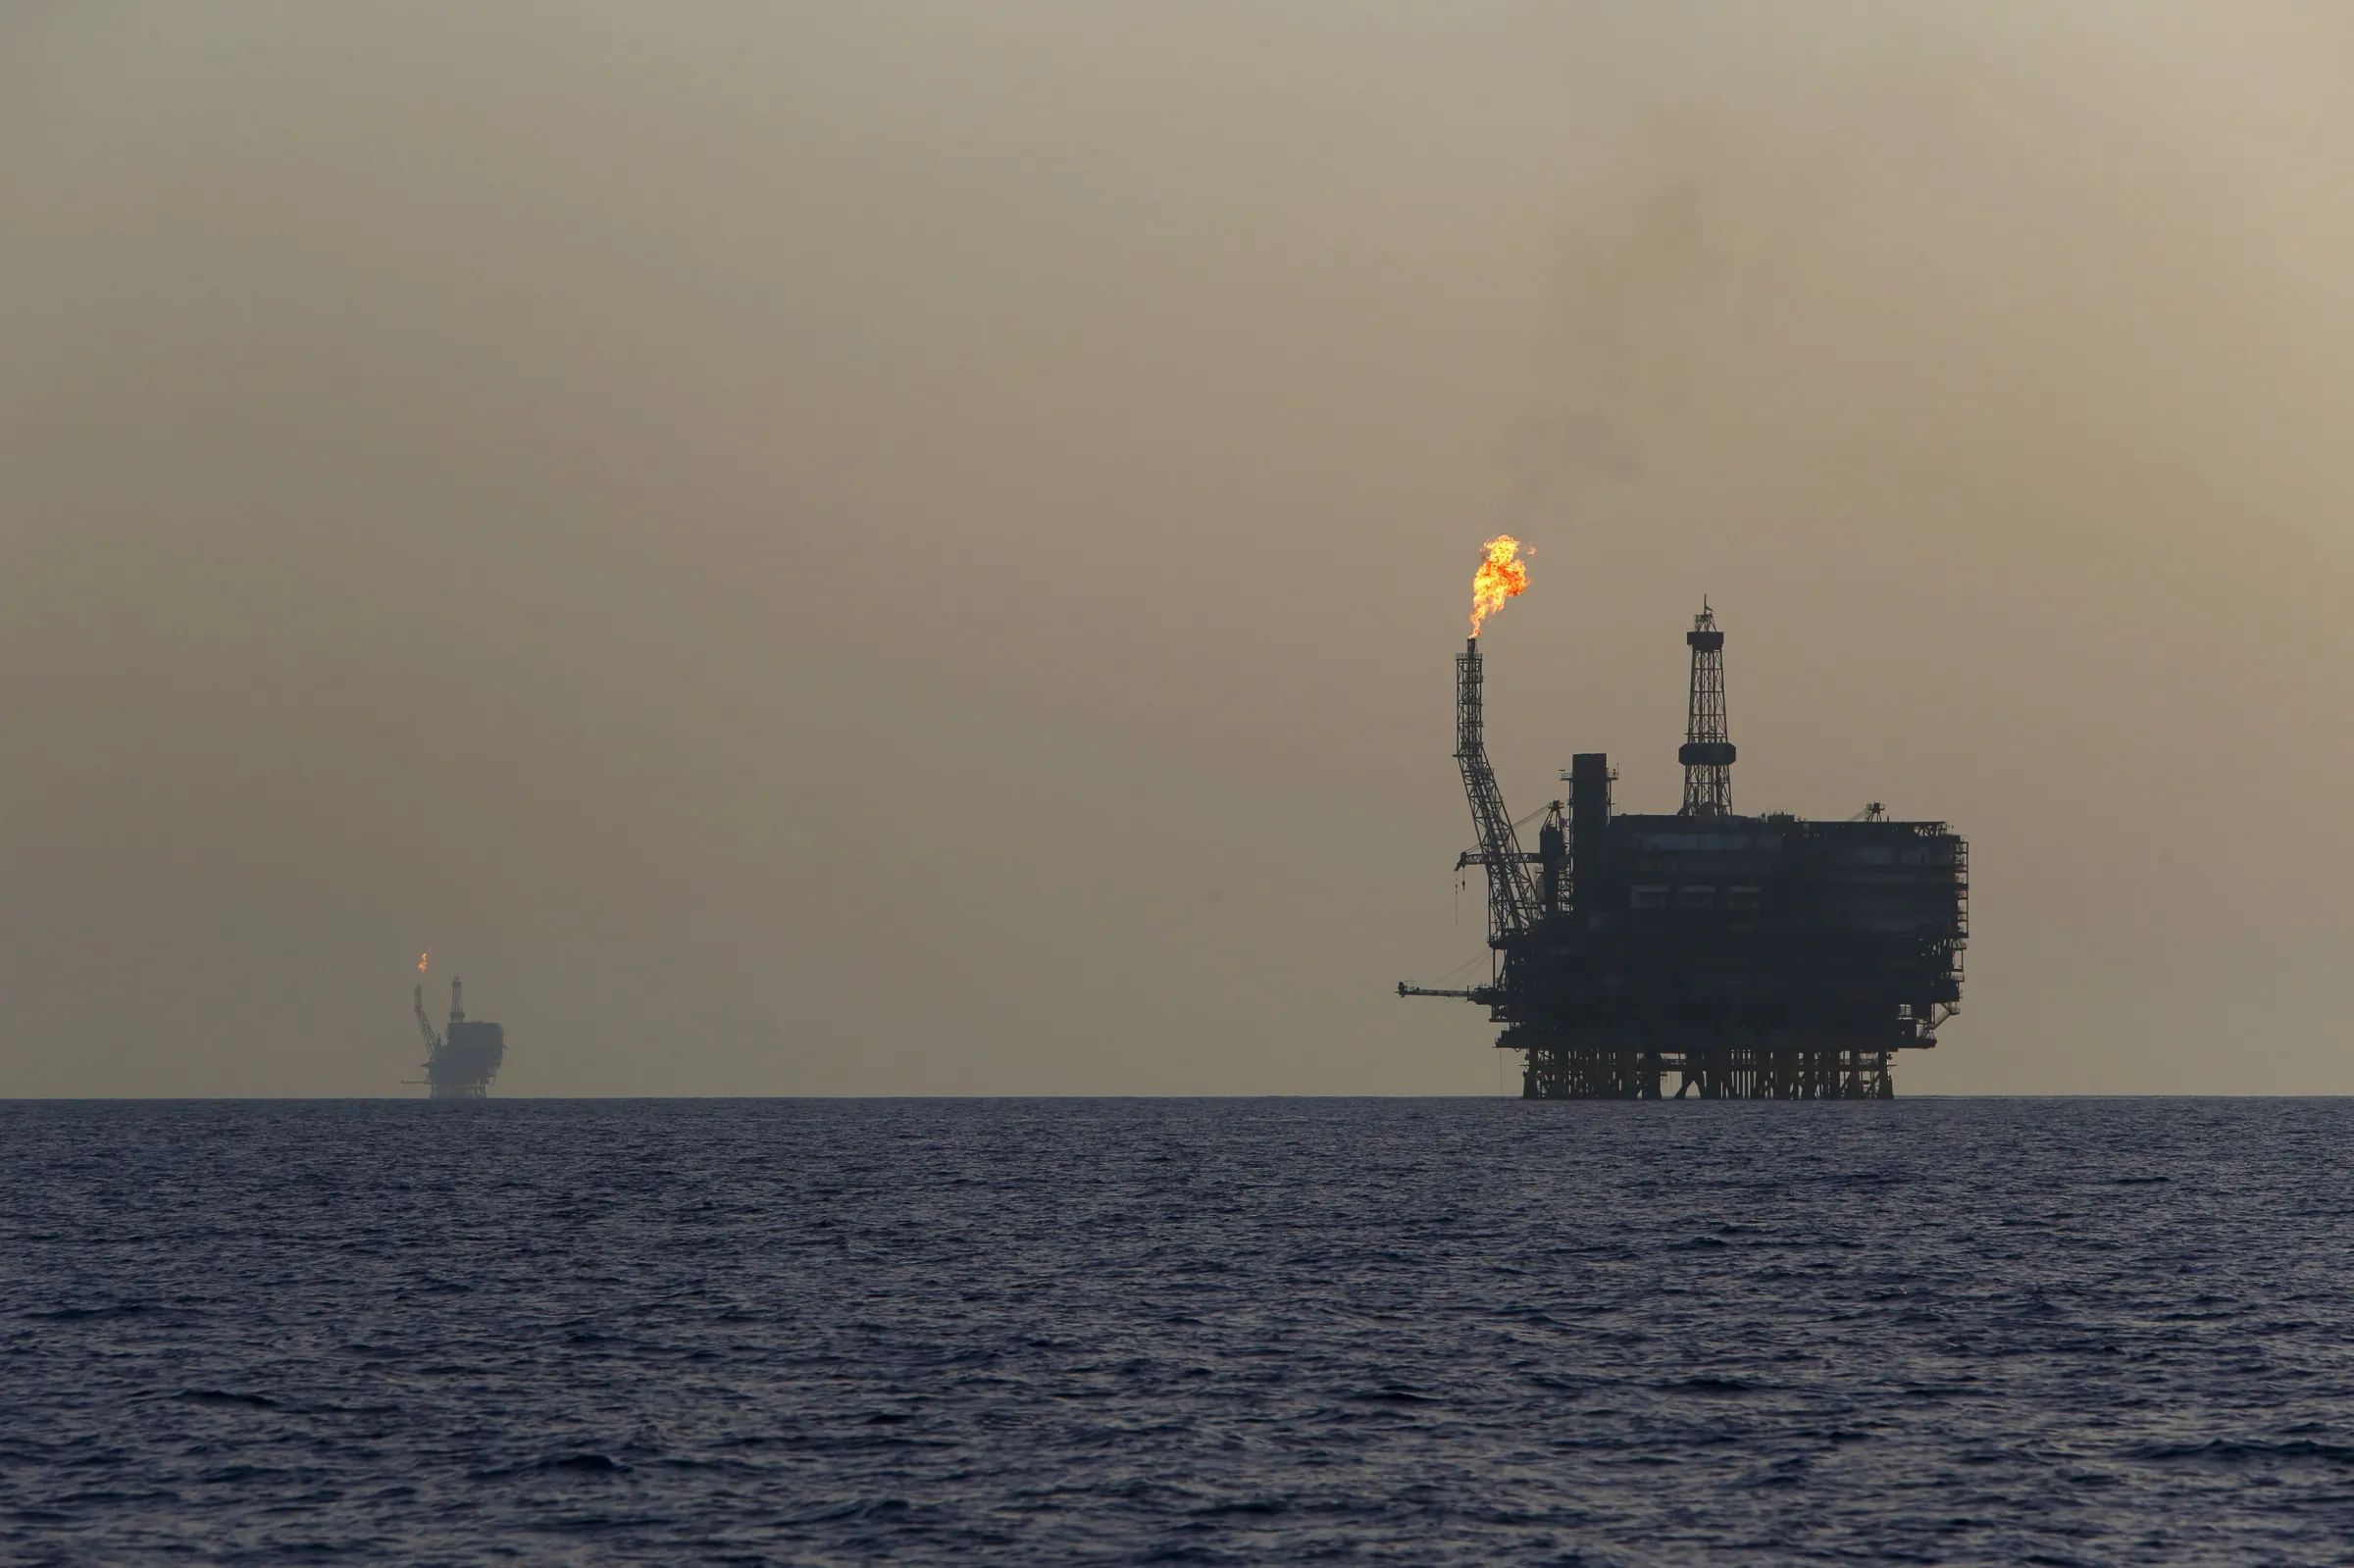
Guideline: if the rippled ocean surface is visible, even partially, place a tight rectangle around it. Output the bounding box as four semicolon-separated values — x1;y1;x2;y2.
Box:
5;1099;2353;1565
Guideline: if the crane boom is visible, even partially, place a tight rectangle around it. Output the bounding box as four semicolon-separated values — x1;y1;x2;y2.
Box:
414;983;442;1054
1457;637;1540;938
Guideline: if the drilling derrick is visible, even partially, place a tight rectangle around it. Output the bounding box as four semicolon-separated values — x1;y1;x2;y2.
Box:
1678;602;1735;817
1455;636;1541;940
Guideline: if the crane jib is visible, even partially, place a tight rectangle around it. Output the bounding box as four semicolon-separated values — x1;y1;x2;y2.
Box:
1456;637;1541;939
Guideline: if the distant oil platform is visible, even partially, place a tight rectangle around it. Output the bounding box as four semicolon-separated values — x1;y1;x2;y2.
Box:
1400;540;1968;1099
412;954;506;1098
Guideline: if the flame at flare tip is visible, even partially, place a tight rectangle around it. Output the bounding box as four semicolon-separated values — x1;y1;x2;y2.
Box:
1468;534;1529;636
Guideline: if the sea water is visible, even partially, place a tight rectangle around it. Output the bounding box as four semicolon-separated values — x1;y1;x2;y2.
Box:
4;1097;2350;1564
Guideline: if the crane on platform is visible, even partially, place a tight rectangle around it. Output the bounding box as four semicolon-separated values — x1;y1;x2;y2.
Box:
414;981;442;1056
1455;635;1544;941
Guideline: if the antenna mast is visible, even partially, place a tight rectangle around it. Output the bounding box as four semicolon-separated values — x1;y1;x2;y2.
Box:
1678;602;1736;817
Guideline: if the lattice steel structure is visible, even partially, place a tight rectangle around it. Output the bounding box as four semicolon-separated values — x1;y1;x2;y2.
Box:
1679;602;1734;817
1454;636;1541;940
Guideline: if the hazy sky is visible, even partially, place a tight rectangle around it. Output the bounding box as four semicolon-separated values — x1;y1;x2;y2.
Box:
4;3;2352;1095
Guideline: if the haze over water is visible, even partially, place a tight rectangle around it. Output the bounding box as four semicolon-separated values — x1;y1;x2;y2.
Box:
7;5;2354;1096
7;1098;2351;1563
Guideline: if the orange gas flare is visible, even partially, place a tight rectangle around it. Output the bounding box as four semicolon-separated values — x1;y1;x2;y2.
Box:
1468;534;1528;636
418;950;430;975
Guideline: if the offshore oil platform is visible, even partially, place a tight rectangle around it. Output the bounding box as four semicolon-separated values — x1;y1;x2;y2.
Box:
412;958;506;1098
1400;542;1967;1099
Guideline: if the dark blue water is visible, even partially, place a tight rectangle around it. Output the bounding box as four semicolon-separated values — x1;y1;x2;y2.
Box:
5;1099;2352;1564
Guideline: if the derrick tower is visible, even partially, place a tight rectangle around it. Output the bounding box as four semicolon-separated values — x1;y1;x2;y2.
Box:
1678;602;1734;817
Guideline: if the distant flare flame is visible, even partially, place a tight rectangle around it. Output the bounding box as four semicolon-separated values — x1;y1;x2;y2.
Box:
1468;534;1528;636
418;950;430;976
